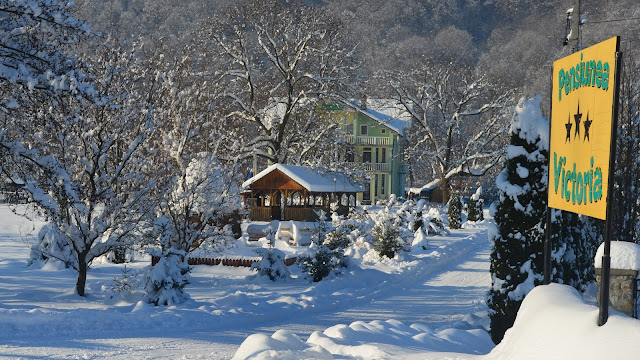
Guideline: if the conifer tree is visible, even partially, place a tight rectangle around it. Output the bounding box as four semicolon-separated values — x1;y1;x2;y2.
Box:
447;191;463;229
549;210;599;292
468;187;484;222
488;96;548;344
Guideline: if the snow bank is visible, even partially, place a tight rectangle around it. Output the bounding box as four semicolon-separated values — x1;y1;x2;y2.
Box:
487;284;640;360
594;241;640;272
233;284;640;360
233;318;492;360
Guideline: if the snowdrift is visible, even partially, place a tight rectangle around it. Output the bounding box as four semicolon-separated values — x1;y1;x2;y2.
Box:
233;284;640;360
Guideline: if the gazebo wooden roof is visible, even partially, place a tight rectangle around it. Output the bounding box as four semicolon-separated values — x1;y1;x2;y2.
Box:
242;164;364;221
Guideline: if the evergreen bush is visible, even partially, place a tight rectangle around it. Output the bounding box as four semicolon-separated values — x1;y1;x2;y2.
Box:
488;96;548;344
468;187;484;222
251;226;290;281
448;191;462;229
371;207;410;258
143;247;191;306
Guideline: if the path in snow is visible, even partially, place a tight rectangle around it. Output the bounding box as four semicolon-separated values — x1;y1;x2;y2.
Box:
252;231;491;340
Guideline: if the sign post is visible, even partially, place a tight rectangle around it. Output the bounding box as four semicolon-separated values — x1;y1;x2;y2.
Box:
546;36;621;326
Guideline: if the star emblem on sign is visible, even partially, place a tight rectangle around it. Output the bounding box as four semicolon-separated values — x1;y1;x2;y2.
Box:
565;104;593;143
573;103;582;140
565;115;572;143
583;111;592;142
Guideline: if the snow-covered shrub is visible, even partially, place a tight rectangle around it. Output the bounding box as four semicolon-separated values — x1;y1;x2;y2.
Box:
28;223;77;269
298;243;344;282
371;207;410;258
344;206;374;243
488;95;548;344
448;191;462;229
412;227;429;250
251;226;290;281
252;247;290;281
468;187;484;222
549;210;599;293
299;208;350;282
421;205;448;235
325;208;352;251
143;247;191;306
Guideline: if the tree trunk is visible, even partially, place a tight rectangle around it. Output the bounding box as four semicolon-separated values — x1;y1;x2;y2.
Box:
76;254;87;296
441;176;449;205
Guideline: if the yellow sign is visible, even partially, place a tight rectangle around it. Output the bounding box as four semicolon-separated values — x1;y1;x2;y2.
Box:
548;36;619;220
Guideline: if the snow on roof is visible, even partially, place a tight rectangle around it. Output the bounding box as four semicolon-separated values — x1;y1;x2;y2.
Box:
343;99;412;136
595;241;640;273
407;178;441;195
242;163;365;193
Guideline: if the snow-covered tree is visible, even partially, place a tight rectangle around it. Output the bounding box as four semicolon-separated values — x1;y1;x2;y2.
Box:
299;207;350;282
153;153;241;254
488;95;548;344
371;204;411;259
2;39;160;296
548;210;598;293
448;191;463;229
0;1;89;103
252;227;290;281
386;60;512;202
468;186;484;222
143;246;191;306
201;0;355;165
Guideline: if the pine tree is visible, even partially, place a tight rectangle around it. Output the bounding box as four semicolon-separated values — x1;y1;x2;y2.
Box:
448;191;462;229
468;187;484;222
549;210;599;292
371;205;411;258
488;96;548;344
252;226;290;281
143;247;191;306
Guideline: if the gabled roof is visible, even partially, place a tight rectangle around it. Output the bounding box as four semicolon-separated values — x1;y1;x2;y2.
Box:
342;99;412;136
242;164;364;193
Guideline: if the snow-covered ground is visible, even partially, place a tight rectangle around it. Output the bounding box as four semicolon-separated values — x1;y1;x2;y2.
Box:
1;204;640;359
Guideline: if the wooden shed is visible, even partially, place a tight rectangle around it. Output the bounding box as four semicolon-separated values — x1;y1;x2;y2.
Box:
242;164;364;221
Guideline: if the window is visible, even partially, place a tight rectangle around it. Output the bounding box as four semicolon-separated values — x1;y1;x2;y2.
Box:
381;128;386;134
382;148;386;163
381;174;386;195
374;174;378;197
360;125;368;135
375;148;379;163
363;182;371;201
363;148;372;163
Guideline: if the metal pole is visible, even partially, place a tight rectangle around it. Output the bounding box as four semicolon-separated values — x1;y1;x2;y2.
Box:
599;47;622;326
544;65;554;285
569;0;581;52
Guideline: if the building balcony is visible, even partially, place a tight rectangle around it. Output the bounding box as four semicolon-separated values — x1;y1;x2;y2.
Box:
346;136;391;146
346;162;391;172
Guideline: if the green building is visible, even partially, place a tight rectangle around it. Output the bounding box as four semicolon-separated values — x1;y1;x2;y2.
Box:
326;99;411;205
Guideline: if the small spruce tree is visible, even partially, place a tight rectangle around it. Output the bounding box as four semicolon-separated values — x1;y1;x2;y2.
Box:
371;206;410;258
468;187;484;222
252;226;290;281
488;96;548;344
549;210;599;292
299;208;350;282
448;191;463;229
143;247;191;306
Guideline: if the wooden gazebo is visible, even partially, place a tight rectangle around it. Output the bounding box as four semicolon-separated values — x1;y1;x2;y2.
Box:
242;164;364;221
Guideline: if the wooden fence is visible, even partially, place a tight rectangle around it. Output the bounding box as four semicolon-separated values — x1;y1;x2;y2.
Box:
151;256;297;267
